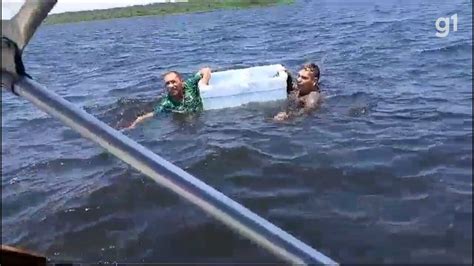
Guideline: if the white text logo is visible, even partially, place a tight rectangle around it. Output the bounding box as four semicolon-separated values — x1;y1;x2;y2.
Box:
436;14;458;38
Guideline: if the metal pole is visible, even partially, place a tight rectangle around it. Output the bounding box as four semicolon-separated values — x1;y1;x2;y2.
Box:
9;74;337;265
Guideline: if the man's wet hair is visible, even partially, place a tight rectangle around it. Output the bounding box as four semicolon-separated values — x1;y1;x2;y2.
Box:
302;63;320;81
163;71;182;80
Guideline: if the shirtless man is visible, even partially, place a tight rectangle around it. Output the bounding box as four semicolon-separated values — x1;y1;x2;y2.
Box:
274;63;322;121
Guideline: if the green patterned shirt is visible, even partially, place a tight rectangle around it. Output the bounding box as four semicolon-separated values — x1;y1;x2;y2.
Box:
154;73;204;114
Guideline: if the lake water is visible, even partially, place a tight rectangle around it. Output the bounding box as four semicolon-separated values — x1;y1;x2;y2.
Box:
2;0;472;263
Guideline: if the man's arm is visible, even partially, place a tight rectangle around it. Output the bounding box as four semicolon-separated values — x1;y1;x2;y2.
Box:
276;65;295;94
273;111;290;121
273;93;322;121
198;67;211;86
273;108;306;122
127;112;154;129
184;67;211;90
285;70;295;94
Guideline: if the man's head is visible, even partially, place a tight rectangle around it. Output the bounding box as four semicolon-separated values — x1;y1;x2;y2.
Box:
296;63;320;93
163;71;184;100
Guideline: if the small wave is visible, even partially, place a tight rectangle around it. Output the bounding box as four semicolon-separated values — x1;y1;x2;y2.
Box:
372;6;393;15
187;145;270;173
367;18;407;27
401;193;430;201
326;91;377;116
348;106;370;117
87;97;159;129
419;42;472;56
446;186;473;196
4;151;114;177
378;218;420;227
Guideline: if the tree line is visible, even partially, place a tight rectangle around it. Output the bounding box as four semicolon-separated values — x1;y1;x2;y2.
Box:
45;0;294;25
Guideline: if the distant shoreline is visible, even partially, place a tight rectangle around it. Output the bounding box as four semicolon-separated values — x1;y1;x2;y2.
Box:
45;0;294;25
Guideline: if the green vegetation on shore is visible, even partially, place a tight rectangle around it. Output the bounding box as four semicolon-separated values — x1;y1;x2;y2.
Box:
45;0;294;25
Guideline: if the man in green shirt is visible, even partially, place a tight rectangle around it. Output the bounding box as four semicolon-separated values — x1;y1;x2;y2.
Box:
128;67;211;128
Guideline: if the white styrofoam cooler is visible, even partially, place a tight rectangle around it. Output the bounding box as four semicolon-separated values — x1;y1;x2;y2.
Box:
198;64;288;110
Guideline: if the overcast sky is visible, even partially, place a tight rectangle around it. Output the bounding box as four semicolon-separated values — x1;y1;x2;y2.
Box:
2;0;171;19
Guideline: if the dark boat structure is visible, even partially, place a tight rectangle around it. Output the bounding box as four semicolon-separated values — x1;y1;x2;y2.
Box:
1;245;47;266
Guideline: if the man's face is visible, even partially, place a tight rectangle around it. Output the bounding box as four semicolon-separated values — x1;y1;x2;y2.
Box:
296;69;315;92
164;73;184;98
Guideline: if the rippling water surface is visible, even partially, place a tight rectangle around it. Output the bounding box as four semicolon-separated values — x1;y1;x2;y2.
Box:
2;0;472;263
